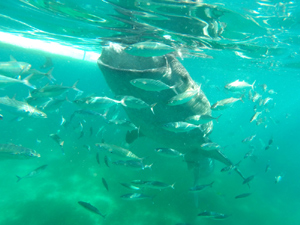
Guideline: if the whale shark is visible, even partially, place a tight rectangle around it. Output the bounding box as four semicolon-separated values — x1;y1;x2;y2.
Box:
97;44;245;182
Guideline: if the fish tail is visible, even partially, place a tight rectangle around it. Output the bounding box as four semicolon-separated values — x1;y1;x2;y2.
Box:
215;114;222;123
209;181;215;188
170;183;176;189
16;175;22;182
22;74;36;89
119;98;127;107
251;80;256;90
150;103;157;114
145;163;153;170
46;68;56;82
71;80;80;92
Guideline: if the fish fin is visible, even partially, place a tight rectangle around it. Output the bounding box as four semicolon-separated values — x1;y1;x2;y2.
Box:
251;80;256;90
170;183;175;189
10;55;17;62
71;80;80;92
215;114;222;123
150;103;157;114
16;175;22;182
46;68;56;82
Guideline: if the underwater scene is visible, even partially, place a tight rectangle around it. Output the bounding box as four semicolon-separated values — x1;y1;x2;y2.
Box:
0;0;299;225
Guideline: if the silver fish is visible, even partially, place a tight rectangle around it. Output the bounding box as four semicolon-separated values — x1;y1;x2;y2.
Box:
162;121;200;133
130;78;176;92
16;164;47;182
252;92;262;102
121;95;156;114
131;180;175;190
24;67;55;82
167;87;199;106
0;143;40;159
0;74;35;89
96;143;142;160
250;111;262;123
189;181;214;192
186;114;221;125
242;134;256;143
125;41;175;57
0;96;47;118
112;159;152;170
0;56;31;77
211;97;243;110
74;96;124;110
30;80;79;98
200;143;221;151
154;148;184;158
120;193;153;200
225;80;256;91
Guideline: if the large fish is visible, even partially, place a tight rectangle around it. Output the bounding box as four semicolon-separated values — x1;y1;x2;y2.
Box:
97;44;246;182
0;143;40;159
0;96;47;119
0;56;31;78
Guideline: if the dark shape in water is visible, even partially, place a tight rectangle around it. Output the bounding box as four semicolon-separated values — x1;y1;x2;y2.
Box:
102;177;109;191
16;164;48;182
243;175;255;185
78;201;106;218
49;133;65;155
235;193;252;199
98;45;246;183
96;152;100;165
104;155;110;167
40;56;53;69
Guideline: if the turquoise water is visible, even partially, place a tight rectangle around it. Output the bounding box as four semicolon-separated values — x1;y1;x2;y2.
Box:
0;1;299;225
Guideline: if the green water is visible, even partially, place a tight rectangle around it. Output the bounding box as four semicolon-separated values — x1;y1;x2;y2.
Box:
0;1;299;225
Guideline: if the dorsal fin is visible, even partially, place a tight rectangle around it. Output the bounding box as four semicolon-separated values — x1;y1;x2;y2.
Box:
10;55;17;62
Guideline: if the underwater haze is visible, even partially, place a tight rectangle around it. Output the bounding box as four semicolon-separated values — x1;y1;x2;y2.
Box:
0;1;299;225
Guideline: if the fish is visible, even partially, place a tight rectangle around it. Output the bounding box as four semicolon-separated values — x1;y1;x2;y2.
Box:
0;56;31;77
0;96;47;119
211;97;243;110
108;119;138;131
198;211;230;219
263;97;273;105
259;84;267;92
185;114;221;125
16;164;48;182
124;41;175;57
78;201;106;218
112;160;152;170
268;89;277;94
189;181;214;192
275;174;283;183
96;143;142;160
244;149;254;159
225;80;256;91
265;160;271;172
120;95;156;114
200;143;221;151
49;133;65;155
252;92;262;102
120;193;153;200
120;183;141;190
242;134;256;143
40;57;53;69
243;175;255;185
0;143;40;159
73;96;125;110
250;111;262;123
102;177;109;191
0;74;35;89
104;155;110;167
89;126;93;137
96;153;100;165
30;80;79;98
235;193;252;199
83;144;91;151
78;130;84;139
41;96;69;112
131;180;175;190
130;78;176;92
0;114;3;120
162;121;200;133
167;87;199;106
24;67;55;82
154;148;184;158
221;161;241;172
